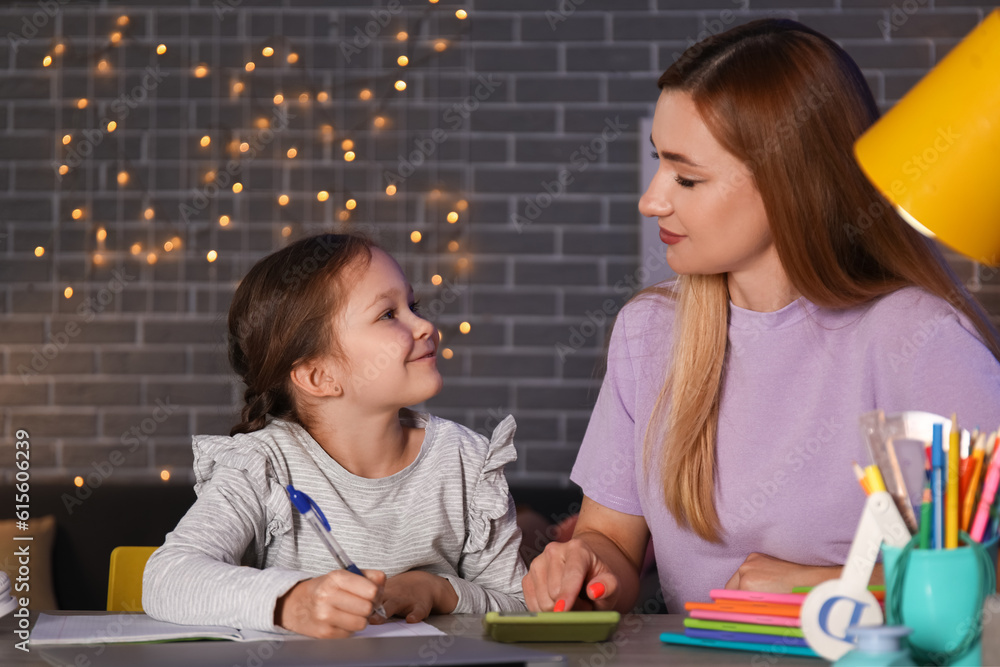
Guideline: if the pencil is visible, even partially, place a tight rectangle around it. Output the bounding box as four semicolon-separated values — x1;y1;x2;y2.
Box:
919;484;932;549
961;434;986;532
946;414;960;549
852;461;871;495
886;438;919;533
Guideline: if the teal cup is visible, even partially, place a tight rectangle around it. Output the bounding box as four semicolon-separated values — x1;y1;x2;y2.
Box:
882;533;998;666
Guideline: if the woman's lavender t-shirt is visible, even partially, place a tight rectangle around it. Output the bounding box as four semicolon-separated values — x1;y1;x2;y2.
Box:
571;286;1000;609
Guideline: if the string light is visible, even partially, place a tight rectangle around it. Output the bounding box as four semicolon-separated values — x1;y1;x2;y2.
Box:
130;243;142;255
431;274;443;286
262;46;274;57
232;81;244;94
97;59;110;73
71;208;83;220
456;9;468;19
62;134;71;145
117;15;129;26
273;93;284;104
245;61;255;72
281;226;292;237
194;64;209;78
144;207;154;220
239;142;250;152
64;286;73;298
278;194;289;206
77;98;88;109
386;185;397;196
397;31;408;40
93;253;105;265
163;240;174;251
232;183;243;193
457;257;469;270
373;116;386;128
345;198;357;210
397;55;409;66
146;252;157;264
160;470;171;481
394;80;407;91
448;240;459;252
204;170;216;183
456;199;468;211
459;322;471;334
58;165;68;175
74;476;84;487
286;147;297;158
219;215;231;227
107;121;117;132
43;55;52;67
287;52;299;64
341;139;354;150
255;117;269;129
317;91;328;102
53;43;65;55
434;40;448;52
109;32;122;45
156;44;167;55
206;250;218;262
320;124;334;139
344;151;356;161
117;171;129;185
34;246;45;257
442;348;454;360
447;211;459;223
316;191;329;202
410;231;422;243
338;210;350;221
298;92;309;103
359;89;372;101
96;227;107;241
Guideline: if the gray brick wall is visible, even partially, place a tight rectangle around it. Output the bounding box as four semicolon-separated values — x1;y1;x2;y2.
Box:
0;0;994;488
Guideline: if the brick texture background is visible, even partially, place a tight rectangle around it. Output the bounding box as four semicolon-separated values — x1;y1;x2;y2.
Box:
1;0;996;488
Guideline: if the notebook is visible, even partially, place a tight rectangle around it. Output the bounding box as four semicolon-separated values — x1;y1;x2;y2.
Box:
29;613;446;645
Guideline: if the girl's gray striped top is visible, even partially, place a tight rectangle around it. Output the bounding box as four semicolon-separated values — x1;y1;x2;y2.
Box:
143;410;527;632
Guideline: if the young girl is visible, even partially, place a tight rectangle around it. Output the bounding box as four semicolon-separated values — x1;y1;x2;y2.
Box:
144;234;526;638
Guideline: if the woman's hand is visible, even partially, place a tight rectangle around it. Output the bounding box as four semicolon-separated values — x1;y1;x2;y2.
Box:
522;537;624;612
724;553;843;593
274;569;386;638
372;571;458;624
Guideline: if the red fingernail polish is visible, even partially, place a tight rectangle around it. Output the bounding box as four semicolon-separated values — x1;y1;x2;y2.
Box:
587;582;606;599
553;599;566;612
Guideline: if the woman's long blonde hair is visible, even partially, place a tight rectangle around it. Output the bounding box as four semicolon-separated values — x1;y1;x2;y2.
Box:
646;19;1000;542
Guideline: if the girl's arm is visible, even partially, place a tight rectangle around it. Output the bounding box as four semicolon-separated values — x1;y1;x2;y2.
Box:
725;553;883;592
142;466;311;631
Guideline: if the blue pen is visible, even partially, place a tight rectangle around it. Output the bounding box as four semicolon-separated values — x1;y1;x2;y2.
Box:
286;484;387;619
931;424;945;550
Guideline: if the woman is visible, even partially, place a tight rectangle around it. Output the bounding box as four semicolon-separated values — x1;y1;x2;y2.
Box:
523;18;1000;613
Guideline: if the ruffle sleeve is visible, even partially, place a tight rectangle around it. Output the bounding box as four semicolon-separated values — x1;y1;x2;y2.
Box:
465;415;518;553
191;433;294;561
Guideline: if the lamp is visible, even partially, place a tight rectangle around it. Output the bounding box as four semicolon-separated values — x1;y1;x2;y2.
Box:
853;9;1000;265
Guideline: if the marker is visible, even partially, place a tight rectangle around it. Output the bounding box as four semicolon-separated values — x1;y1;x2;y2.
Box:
864;465;887;494
919;484;932;549
931;424;944;549
946;414;960;549
286;484;387;619
970;446;1000;542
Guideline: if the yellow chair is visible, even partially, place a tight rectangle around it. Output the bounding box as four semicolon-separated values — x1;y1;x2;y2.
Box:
107;546;158;612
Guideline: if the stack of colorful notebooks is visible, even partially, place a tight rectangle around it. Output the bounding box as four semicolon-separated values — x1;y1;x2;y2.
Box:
660;589;821;658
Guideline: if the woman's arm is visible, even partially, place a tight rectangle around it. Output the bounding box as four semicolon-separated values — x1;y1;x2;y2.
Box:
523;496;650;614
724;553;884;592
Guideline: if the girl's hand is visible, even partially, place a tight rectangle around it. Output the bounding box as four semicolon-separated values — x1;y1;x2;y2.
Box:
724;553;843;593
522;538;622;612
275;569;386;638
373;571;458;624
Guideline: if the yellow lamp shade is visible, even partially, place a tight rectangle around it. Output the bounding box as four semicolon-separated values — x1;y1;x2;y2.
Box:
854;9;1000;265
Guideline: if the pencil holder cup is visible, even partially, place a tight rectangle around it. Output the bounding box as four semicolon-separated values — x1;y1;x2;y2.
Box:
882;532;998;666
